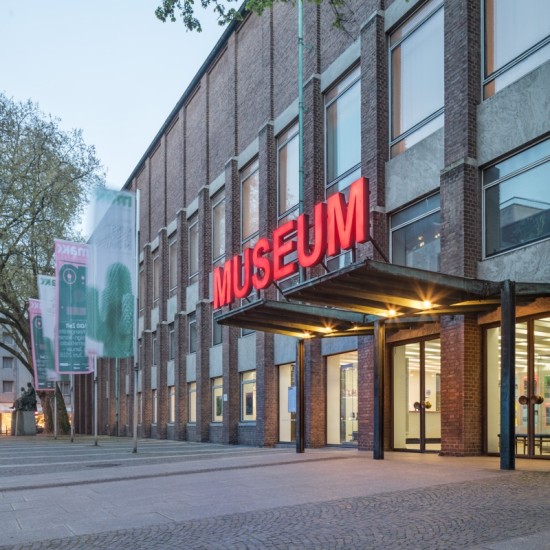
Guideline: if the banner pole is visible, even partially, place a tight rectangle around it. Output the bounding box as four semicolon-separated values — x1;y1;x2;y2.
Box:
132;189;140;454
70;375;74;443
54;388;57;440
94;355;98;446
115;357;119;437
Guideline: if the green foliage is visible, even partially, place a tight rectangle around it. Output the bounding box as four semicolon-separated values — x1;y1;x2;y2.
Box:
155;0;350;32
0;92;105;371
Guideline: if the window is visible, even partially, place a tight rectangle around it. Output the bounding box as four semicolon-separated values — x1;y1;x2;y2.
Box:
139;265;145;311
168;386;176;423
484;139;550;257
391;194;441;271
3;333;14;346
241;370;256;422
241;159;260;248
152;255;160;306
138;392;143;424
169;238;177;295
212;312;222;346
152;389;158;424
325;66;361;195
212;192;226;265
188;215;199;283
188;312;197;354
390;0;444;156
212;377;223;422
484;0;550;99
188;382;197;423
152;333;158;366
168;324;175;361
2;381;14;393
278;122;300;222
2;357;13;369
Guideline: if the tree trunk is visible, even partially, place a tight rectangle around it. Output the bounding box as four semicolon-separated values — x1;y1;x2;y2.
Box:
38;385;71;434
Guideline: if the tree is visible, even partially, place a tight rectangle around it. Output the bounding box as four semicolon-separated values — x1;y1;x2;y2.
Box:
155;0;350;33
0;93;104;433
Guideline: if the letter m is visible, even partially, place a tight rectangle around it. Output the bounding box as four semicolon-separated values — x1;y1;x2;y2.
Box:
326;177;369;256
213;259;234;309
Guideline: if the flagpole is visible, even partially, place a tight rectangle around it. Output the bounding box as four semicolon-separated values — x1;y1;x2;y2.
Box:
70;374;74;443
132;189;140;454
94;355;98;446
54;388;57;439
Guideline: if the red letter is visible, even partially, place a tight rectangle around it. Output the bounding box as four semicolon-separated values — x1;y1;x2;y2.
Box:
272;220;298;281
297;202;327;268
252;238;273;290
213;259;234;309
232;248;253;299
327;177;369;256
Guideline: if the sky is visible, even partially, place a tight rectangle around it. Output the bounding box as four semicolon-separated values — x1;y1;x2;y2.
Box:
0;0;226;190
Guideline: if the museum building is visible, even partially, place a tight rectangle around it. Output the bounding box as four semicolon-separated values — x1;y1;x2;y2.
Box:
75;0;550;466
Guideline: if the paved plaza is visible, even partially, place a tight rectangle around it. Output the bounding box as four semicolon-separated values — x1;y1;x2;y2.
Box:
0;436;549;549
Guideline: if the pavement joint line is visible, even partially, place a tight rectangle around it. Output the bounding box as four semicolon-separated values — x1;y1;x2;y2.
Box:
0;454;355;494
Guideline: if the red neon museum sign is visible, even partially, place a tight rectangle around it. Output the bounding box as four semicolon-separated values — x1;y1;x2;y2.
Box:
213;176;369;309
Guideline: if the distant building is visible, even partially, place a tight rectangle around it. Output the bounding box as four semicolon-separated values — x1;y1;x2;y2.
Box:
77;0;550;463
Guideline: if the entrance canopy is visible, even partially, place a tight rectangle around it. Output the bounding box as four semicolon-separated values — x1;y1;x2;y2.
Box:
217;260;550;336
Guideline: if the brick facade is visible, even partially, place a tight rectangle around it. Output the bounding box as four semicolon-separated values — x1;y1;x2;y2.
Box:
74;0;550;462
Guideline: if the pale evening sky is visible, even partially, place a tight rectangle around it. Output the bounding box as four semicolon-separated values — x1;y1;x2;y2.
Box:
0;0;226;190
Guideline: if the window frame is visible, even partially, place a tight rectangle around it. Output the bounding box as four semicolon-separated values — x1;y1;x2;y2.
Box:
240;159;260;249
169;237;178;295
152;255;160;307
188;312;197;354
188;215;199;284
212;191;226;266
188;382;197;423
277;121;300;223
324;65;362;196
482;0;550;99
152;389;158;424
168;386;176;423
482;139;550;258
212;377;223;423
389;0;444;157
240;370;257;422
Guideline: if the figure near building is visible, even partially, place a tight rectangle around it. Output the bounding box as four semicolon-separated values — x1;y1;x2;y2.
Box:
11;383;37;412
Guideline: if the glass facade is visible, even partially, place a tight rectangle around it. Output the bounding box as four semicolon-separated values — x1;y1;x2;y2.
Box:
241;370;256;422
484;139;550;257
325;66;361;196
484;0;550;98
391;194;441;271
390;0;444;156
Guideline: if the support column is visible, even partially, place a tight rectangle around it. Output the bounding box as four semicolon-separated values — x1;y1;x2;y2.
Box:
296;339;305;454
500;280;516;470
373;320;385;459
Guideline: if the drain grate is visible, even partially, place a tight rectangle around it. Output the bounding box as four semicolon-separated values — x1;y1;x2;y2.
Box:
86;463;122;468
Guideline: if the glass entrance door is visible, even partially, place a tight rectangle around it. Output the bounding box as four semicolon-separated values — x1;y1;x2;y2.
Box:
487;317;550;458
279;363;295;443
393;339;441;452
516;319;550;457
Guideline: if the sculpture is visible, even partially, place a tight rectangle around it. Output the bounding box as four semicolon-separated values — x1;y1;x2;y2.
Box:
11;383;37;412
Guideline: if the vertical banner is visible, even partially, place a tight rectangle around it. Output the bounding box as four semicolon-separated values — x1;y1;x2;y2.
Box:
37;275;69;386
28;299;56;391
87;189;136;359
54;240;92;373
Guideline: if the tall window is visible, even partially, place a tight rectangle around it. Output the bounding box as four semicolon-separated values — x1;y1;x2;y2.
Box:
138;392;143;424
325;66;361;196
139;265;145;312
168;324;175;361
2;357;13;369
484;0;550;99
241;159;260;249
212;377;223;422
278;122;299;222
241;370;256;422
212;192;226;266
152;333;158;366
212;312;222;346
390;0;444;156
391;194;441;271
152;389;158;424
484;139;550;257
188;312;197;354
188;382;197;423
188;215;199;283
168;386;176;423
2;381;14;393
169;238;177;295
152;255;160;306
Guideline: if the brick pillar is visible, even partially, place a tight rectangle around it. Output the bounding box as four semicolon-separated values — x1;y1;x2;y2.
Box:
195;300;211;442
305;338;325;447
358;334;374;451
439;0;482;456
